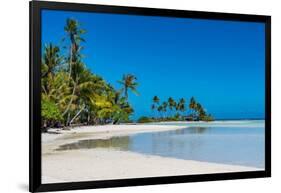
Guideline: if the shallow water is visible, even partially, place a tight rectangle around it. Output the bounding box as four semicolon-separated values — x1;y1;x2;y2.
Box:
56;120;265;168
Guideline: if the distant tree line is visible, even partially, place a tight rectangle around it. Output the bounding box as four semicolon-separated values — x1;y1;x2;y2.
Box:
138;96;214;123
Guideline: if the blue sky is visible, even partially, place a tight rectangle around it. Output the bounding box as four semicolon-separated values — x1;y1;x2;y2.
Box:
42;10;265;120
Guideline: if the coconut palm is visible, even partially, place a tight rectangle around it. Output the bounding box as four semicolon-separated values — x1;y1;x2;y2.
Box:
41;44;63;78
162;102;168;118
157;105;164;119
62;19;86;125
41;44;64;94
189;97;197;120
118;74;139;99
178;98;186;118
64;18;86;79
168;97;176;116
153;96;160;104
152;96;160;118
196;103;206;120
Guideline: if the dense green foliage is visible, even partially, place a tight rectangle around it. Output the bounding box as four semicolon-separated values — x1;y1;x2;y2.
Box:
41;18;138;130
42;98;63;126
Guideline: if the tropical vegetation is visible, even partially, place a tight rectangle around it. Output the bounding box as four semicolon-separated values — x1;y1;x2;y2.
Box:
41;18;214;130
41;18;138;130
139;96;214;123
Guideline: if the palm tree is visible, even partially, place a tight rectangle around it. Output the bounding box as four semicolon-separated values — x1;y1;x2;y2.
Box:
62;19;86;125
153;96;160;104
151;104;156;118
152;96;160;118
68;66;103;125
41;17;142;128
196;103;206;120
64;18;86;79
162;102;168;118
178;98;186;118
41;44;63;94
118;74;139;99
189;97;197;120
41;44;62;78
168;97;176;116
157;105;164;119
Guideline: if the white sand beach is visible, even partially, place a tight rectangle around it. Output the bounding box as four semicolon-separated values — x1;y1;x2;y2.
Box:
42;124;261;184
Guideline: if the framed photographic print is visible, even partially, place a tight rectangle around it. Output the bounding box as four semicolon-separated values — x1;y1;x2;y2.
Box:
30;0;271;192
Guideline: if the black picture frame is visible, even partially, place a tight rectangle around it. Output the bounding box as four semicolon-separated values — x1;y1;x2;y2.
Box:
29;1;271;192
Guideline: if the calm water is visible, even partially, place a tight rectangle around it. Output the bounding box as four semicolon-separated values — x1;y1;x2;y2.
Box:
57;120;265;168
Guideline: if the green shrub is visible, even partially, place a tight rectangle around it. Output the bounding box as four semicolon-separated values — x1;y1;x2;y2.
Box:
201;114;214;122
137;116;154;123
42;98;63;123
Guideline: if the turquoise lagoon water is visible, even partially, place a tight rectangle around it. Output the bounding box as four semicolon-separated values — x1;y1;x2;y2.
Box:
57;120;265;168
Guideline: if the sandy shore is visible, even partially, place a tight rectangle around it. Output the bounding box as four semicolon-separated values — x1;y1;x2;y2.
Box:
42;124;261;184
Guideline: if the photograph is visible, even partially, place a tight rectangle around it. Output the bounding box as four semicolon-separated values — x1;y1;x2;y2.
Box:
40;9;266;184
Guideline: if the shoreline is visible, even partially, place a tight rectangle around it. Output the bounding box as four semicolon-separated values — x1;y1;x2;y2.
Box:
44;119;265;142
42;123;262;184
43;124;188;143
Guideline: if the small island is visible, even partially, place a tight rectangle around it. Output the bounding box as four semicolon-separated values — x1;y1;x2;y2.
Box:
138;96;214;123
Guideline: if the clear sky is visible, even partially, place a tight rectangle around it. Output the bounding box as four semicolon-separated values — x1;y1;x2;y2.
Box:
42;10;265;120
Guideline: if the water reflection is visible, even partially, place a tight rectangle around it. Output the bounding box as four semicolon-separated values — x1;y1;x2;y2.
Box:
55;126;265;168
56;136;131;151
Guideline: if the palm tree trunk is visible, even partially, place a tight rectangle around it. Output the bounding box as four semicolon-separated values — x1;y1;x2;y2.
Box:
69;104;85;125
62;82;76;117
125;87;128;99
68;45;73;80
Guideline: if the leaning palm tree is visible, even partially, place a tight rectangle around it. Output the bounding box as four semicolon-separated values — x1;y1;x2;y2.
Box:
118;74;139;99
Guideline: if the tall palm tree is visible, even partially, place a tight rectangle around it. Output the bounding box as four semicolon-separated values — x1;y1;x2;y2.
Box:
62;18;86;125
118;74;139;99
64;18;86;79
